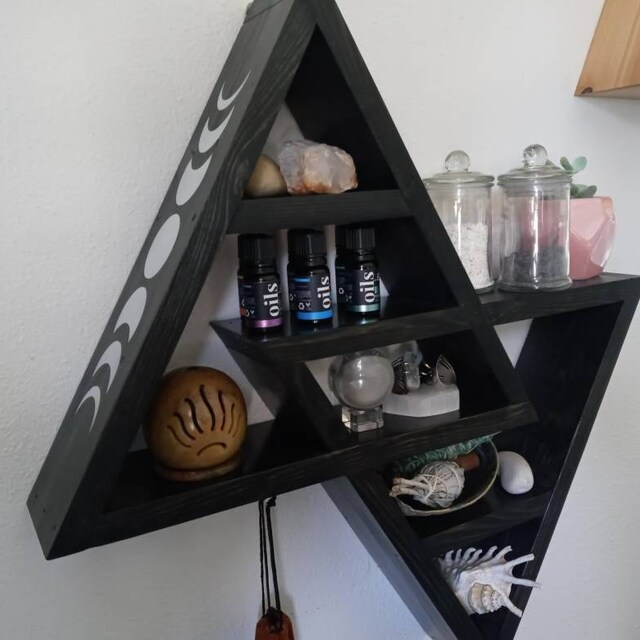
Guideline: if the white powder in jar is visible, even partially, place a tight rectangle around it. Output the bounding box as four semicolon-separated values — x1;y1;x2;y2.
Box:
444;222;493;291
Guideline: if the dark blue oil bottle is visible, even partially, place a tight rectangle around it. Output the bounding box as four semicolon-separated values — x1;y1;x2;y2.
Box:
290;229;333;323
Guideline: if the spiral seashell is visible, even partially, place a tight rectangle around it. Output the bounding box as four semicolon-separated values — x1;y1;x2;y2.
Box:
144;367;247;481
438;546;542;618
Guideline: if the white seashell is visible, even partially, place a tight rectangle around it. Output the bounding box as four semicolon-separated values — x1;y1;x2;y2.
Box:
498;451;534;495
438;546;541;617
390;461;464;508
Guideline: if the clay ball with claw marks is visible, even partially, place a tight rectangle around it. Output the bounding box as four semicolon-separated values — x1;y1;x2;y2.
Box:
144;367;247;481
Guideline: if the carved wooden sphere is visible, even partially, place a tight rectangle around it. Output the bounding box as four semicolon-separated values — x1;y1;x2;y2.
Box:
144;367;247;481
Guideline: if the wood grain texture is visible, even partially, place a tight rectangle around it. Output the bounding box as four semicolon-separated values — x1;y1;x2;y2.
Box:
230;190;409;234
576;0;640;97
329;277;640;639
25;2;640;637
28;0;311;559
213;303;470;364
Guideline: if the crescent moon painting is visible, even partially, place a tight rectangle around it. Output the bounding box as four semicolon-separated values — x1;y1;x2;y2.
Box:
175;156;213;207
144;213;181;279
73;69;252;434
94;341;122;391
75;386;102;431
217;72;251;111
198;108;234;154
114;287;147;342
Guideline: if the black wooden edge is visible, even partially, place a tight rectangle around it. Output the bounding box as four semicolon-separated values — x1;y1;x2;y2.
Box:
307;0;480;311
245;0;286;22
323;476;459;640
496;285;640;639
481;273;640;325
27;0;313;560
344;472;483;639
420;490;552;559
230;190;410;234
271;362;353;450
212;306;472;364
62;403;532;558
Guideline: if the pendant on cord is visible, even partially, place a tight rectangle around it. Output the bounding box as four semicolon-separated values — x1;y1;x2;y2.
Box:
255;497;295;640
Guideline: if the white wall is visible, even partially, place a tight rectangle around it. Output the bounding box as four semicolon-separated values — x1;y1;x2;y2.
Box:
2;1;640;638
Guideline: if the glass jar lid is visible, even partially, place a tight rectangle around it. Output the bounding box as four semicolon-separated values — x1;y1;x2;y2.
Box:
498;144;571;186
424;150;494;186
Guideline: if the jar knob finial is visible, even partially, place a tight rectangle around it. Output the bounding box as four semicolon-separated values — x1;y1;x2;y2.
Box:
445;150;470;172
523;144;548;168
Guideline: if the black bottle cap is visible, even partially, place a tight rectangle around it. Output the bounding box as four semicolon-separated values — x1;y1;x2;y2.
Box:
292;229;326;258
335;225;347;250
288;228;316;255
345;226;376;252
238;233;276;265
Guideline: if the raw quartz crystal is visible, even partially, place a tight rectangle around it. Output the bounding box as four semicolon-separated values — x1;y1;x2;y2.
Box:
278;140;358;195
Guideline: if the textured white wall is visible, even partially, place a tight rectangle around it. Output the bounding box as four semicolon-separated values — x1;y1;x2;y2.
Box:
2;1;640;638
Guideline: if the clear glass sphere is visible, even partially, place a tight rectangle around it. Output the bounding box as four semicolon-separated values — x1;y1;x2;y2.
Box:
328;350;395;410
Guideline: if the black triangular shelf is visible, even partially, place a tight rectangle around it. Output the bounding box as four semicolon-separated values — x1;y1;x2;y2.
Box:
326;274;640;639
27;0;639;638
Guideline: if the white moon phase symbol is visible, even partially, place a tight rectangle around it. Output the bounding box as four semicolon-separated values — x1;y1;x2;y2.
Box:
114;287;147;342
175;156;212;207
217;71;251;111
144;214;181;279
198;108;234;154
94;341;122;391
76;385;101;430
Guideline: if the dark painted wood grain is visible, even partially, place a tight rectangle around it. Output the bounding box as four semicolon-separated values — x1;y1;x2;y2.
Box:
28;0;312;559
230;190;409;234
346;472;484;640
213;303;471;364
25;2;640;637
78;403;532;556
481;273;637;325
419;489;551;559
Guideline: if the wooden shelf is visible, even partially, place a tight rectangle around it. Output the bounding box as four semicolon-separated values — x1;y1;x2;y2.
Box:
229;190;409;234
26;0;640;636
480;273;637;324
576;0;640;98
417;486;551;558
212;299;468;363
90;402;533;550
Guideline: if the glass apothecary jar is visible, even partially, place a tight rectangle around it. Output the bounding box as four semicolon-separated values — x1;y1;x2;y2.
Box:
497;144;571;291
424;151;494;292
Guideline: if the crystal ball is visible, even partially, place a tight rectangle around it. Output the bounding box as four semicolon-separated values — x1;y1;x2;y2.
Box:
328;350;395;410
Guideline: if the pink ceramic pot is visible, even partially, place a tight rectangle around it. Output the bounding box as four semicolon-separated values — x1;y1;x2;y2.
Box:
569;197;616;280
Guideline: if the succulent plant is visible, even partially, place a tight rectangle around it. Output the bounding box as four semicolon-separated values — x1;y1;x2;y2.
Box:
559;156;598;198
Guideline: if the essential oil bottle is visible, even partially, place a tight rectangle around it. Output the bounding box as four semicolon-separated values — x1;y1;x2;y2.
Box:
287;228;313;311
344;225;380;315
237;234;283;330
335;225;348;307
290;229;333;323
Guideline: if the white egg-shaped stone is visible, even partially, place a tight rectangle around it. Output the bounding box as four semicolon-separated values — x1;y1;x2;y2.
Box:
498;451;534;495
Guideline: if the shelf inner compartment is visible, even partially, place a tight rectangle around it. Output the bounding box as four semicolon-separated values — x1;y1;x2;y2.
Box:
230;190;410;234
465;519;544;640
98;401;534;548
416;485;551;559
480;273;639;324
212;299;469;364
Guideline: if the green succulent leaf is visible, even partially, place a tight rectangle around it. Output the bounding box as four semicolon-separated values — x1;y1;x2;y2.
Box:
571;156;587;173
572;183;597;198
560;156;573;172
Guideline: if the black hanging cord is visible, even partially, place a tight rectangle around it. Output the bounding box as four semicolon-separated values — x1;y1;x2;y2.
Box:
265;496;281;613
258;496;283;632
258;499;270;616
